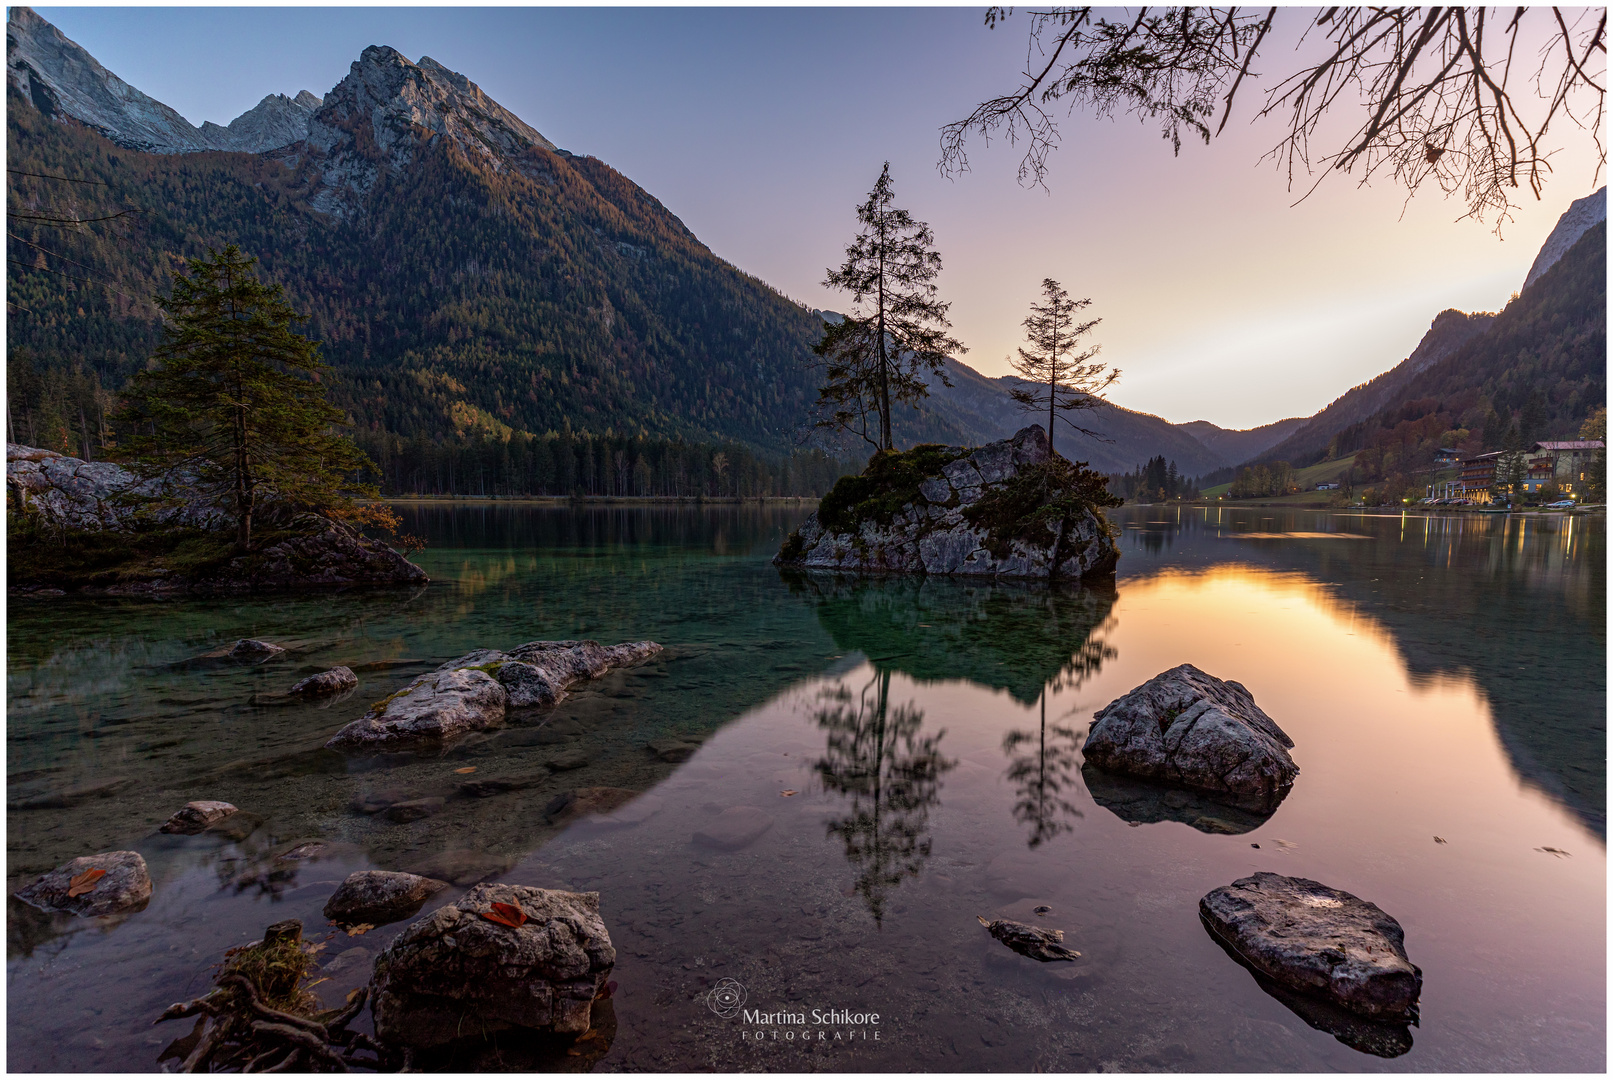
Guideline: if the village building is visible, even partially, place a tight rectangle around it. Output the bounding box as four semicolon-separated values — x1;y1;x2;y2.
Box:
1457;451;1503;503
1525;440;1604;496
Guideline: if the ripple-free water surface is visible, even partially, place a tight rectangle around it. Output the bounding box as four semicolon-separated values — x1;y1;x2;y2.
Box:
7;503;1604;1071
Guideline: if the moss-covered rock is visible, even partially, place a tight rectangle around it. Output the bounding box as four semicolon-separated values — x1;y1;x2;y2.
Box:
774;426;1120;581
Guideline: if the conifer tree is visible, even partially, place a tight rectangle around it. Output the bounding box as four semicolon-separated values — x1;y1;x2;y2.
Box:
815;164;965;452
1007;278;1116;456
115;245;378;552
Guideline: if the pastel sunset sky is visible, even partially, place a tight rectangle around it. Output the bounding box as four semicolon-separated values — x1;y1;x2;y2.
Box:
36;6;1607;429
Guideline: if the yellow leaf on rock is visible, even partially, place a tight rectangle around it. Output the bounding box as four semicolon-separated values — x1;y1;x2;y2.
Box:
454;767;477;774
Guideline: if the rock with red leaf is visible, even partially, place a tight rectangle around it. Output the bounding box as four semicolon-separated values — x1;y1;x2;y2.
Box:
14;850;151;916
370;883;616;1048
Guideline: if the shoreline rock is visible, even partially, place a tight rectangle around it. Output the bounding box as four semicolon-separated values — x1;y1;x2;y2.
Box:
773;426;1119;581
159;800;240;835
323;870;448;925
1083;664;1298;799
291;666;358;697
7;444;429;595
14;851;152;917
325;639;662;749
370;884;616;1048
1200;872;1422;1023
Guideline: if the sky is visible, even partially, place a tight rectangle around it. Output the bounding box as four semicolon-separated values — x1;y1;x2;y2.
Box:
32;5;1609;430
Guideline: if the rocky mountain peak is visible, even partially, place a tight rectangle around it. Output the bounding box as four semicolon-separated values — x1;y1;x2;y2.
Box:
308;44;554;161
300;43;557;217
8;5;212;152
8;6;319;155
1523;186;1607;291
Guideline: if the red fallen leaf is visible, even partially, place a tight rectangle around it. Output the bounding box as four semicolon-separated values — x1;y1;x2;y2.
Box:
67;868;107;898
596;979;619;1000
481;902;528;928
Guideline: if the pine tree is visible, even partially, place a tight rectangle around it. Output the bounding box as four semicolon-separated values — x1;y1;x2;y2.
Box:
1006;278;1115;457
815;164;965;451
1491;423;1528;505
114;245;378;552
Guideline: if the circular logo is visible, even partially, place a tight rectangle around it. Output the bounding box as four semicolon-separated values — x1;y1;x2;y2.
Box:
706;977;747;1018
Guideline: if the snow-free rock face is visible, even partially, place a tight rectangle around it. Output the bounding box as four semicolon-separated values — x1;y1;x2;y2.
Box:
326;639;662;748
7;8;318;154
1200;872;1423;1022
1084;664;1298;799
370;884;616;1048
775;427;1119;581
1524;186;1607;291
199;91;321;153
300;45;558;219
14;850;151;917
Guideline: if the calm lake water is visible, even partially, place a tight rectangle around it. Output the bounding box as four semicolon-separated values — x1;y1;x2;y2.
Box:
7;503;1605;1071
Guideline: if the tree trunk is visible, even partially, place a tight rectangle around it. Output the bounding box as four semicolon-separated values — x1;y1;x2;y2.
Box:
877;298;891;451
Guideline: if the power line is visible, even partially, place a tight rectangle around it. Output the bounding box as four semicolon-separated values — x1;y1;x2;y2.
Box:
6;208;147;224
7;169;111;186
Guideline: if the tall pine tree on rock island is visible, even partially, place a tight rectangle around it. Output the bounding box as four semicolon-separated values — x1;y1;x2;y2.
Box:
115;246;380;552
813;164;965;452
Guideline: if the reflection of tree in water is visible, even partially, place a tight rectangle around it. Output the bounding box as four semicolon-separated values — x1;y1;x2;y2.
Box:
1001;620;1116;848
812;670;955;926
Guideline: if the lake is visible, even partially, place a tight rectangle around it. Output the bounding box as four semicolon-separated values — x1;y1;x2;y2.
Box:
6;503;1604;1071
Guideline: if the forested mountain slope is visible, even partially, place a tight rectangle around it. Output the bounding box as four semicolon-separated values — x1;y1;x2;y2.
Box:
1320;220;1607;462
7;40;828;455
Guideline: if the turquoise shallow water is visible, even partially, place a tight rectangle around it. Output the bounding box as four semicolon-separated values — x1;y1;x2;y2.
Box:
6;503;1605;1071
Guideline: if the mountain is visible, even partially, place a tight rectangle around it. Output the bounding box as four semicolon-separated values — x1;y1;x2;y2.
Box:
6;8;320;153
6;10;828;456
1174;417;1309;467
1254;308;1497;466
1252;187;1607;469
199;91;323;154
1523;186;1607;291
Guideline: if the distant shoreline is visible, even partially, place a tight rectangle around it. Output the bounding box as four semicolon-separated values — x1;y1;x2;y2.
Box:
380;495;822;506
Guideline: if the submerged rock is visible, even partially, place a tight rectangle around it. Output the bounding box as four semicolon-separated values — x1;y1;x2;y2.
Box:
290;666;358;697
229;638;285;660
545;748;589;771
692;806;774;851
545;787;641;823
977;915;1080;962
383;797;445;823
325;639;661;749
323;870;448;925
14;850;152;917
648;738;699;763
1084;664;1298;798
459;774;546;798
1200;872;1422;1023
159;800;239;835
774;426;1120;580
370;884;616;1048
406;849;514;887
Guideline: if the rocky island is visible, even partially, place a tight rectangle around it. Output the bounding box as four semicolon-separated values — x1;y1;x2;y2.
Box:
774;426;1120;580
7;444;426;595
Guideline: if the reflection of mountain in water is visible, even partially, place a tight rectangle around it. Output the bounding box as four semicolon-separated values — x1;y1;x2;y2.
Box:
812;672;955;925
1117;509;1606;836
783;572;1118;704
